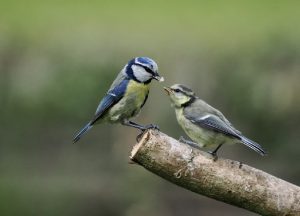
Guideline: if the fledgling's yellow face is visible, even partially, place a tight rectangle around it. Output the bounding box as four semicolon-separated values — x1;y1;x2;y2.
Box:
164;84;194;108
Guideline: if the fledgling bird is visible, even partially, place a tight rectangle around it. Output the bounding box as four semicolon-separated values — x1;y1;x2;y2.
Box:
164;84;266;157
73;57;164;143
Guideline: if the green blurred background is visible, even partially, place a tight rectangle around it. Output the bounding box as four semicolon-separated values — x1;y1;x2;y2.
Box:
1;1;300;215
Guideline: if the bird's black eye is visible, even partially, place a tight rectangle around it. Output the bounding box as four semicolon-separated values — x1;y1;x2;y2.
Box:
174;89;180;93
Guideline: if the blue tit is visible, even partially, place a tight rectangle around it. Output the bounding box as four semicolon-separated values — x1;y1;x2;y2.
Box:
73;57;164;143
164;84;266;157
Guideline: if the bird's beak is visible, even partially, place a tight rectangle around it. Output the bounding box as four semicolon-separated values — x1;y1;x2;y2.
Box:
153;74;164;82
163;87;172;95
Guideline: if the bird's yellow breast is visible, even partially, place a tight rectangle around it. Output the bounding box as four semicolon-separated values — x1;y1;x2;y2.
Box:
125;80;150;101
106;80;150;122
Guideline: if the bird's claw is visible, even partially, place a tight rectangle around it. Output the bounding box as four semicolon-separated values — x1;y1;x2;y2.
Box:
136;131;145;142
136;124;159;142
178;136;185;142
207;150;218;161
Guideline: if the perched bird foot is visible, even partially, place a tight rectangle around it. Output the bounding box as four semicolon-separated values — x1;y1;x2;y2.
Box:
178;136;185;143
136;131;145;142
135;124;159;142
207;150;218;161
207;143;223;161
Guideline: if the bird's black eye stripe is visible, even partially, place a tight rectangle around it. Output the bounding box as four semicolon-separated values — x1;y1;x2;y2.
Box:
178;85;193;93
135;63;154;75
144;67;154;74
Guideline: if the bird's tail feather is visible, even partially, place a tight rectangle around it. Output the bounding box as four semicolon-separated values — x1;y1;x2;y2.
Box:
240;136;266;156
73;122;93;143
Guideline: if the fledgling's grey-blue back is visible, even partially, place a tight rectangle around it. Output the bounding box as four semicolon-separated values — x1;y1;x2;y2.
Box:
164;84;266;156
73;57;164;143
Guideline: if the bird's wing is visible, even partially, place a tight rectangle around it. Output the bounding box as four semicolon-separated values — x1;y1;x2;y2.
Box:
185;99;242;134
108;69;127;92
184;104;266;156
91;78;129;125
214;110;242;134
185;113;241;139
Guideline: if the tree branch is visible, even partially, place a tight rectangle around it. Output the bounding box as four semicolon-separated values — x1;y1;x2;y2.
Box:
130;130;300;215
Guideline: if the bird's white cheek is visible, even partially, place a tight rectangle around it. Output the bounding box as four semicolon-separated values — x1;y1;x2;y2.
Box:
132;65;152;82
169;95;179;107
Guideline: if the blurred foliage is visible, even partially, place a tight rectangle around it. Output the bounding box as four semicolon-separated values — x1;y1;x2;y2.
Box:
0;1;300;216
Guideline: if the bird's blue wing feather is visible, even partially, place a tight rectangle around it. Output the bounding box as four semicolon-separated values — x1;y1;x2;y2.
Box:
186;114;266;155
91;78;129;125
73;75;129;143
186;114;241;139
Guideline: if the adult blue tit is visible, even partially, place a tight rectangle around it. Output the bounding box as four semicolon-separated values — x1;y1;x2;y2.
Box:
73;57;164;143
164;84;266;157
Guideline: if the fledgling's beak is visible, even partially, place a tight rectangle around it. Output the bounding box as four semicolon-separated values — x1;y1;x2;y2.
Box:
153;73;164;82
163;87;172;95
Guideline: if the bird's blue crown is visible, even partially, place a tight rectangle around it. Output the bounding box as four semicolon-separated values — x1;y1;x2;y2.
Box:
125;57;159;83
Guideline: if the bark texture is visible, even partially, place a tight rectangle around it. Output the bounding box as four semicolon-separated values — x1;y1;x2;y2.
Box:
130;130;300;216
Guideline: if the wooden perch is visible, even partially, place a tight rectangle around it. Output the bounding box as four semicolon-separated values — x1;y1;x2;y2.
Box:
130;130;300;216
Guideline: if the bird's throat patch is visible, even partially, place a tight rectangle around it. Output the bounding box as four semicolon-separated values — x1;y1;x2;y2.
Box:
125;80;150;102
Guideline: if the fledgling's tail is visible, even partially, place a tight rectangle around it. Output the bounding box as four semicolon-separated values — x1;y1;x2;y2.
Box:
240;136;267;156
73;122;93;143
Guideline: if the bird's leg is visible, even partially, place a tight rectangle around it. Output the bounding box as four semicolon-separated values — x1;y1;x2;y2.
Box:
142;123;160;131
122;120;159;142
207;142;224;160
179;136;201;150
122;120;159;131
122;120;146;130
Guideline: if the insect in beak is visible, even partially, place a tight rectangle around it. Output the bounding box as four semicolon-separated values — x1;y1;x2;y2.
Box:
153;75;164;82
